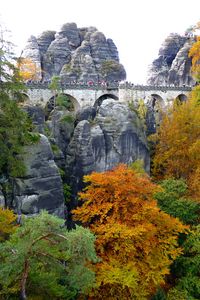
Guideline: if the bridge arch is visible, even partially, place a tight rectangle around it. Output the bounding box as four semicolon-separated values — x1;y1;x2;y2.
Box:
94;93;119;107
150;94;165;109
45;93;80;118
176;93;188;102
14;92;30;103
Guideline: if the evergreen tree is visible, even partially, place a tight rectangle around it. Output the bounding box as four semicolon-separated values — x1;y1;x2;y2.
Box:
0;211;98;300
0;27;38;204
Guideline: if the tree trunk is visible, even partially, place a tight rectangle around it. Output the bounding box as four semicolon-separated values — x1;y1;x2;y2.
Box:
20;259;29;300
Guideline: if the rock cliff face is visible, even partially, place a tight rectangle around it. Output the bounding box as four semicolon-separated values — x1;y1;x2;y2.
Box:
148;33;196;86
65;99;150;197
13;135;65;217
22;22;126;83
1;100;149;219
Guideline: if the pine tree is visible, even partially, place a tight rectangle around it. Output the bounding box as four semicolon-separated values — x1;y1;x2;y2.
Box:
0;26;38;205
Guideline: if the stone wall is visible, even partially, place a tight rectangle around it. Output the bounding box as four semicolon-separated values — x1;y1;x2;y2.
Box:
25;84;191;109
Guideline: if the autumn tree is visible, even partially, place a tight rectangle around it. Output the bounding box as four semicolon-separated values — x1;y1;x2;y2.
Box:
152;26;200;197
0;211;98;300
151;88;200;193
0;207;17;241
73;164;187;300
189;22;200;82
17;57;41;81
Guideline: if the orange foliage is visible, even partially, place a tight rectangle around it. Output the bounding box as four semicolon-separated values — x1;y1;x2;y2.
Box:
73;164;187;299
17;57;41;81
0;207;17;241
152;86;200;199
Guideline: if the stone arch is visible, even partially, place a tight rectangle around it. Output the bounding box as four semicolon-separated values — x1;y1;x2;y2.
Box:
45;93;80;119
176;93;188;102
150;94;165;109
94;93;119;107
14;92;30;103
145;94;165;135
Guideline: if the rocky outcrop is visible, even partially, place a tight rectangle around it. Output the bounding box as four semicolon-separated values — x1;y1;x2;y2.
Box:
66;100;150;197
22;22;126;83
22;36;42;81
148;33;196;86
0;188;5;207
46;108;75;168
13;135;64;217
24;105;45;133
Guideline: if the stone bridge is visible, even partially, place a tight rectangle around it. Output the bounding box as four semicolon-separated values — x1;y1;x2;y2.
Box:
24;82;192;110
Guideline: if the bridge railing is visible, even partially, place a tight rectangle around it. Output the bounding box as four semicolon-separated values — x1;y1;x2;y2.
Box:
25;81;192;92
118;83;192;91
25;82;119;90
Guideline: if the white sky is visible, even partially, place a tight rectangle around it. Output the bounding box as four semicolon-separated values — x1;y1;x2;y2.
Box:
1;0;200;83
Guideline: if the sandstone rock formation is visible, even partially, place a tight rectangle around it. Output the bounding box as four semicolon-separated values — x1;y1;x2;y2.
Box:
13;135;64;217
66;99;150;197
22;22;126;83
148;33;196;86
0;188;5;207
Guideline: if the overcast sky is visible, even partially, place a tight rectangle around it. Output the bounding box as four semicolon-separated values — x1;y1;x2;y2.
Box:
1;0;200;83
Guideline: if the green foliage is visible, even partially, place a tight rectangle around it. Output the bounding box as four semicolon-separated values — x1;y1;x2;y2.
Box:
60;114;75;124
154;179;200;225
63;183;72;204
166;288;190;300
48;75;61;91
56;94;73;110
0;211;98;299
0;99;38;177
100;60;122;76
129;159;145;175
58;168;65;179
51;143;60;154
168;225;200;299
0;31;37;178
48;76;74;111
152;288;166;300
44;124;51;137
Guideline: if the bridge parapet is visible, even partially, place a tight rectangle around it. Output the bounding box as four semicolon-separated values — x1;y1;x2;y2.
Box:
26;82;192;92
119;83;192;92
26;82;119;91
24;82;193;110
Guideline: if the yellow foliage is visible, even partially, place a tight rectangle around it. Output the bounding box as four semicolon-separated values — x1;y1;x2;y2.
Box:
189;36;200;81
152;85;200;199
73;164;187;299
17;57;41;81
0;207;17;241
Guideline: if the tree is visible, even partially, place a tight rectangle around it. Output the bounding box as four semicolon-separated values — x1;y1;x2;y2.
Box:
152;28;200;198
151;88;200;196
0;207;17;241
166;225;200;300
73;164;187;300
0;211;98;300
0;27;38;202
189;29;200;82
49;75;73;111
17;57;41;81
154;179;200;225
